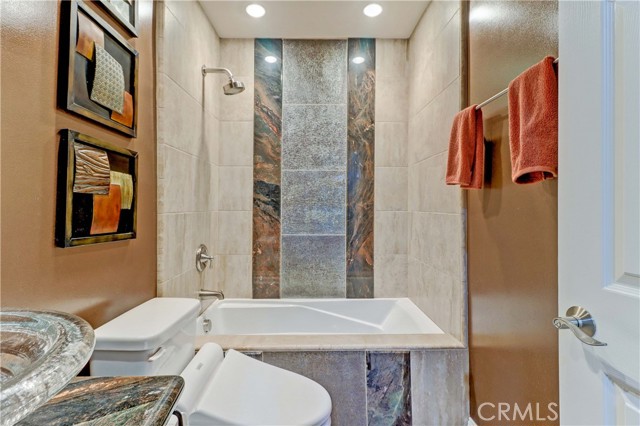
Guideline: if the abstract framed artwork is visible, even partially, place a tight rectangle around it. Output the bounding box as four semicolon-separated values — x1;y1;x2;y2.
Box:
56;130;138;247
59;0;139;137
96;0;139;37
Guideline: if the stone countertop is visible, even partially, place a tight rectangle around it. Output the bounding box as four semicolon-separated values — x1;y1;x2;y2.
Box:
15;376;184;426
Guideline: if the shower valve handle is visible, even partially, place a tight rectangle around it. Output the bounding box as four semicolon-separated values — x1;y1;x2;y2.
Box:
196;244;214;272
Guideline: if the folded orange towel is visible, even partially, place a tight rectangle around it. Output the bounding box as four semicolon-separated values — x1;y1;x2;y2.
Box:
508;56;558;184
446;105;484;189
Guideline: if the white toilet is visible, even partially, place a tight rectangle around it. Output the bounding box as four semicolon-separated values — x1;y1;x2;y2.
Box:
90;298;332;426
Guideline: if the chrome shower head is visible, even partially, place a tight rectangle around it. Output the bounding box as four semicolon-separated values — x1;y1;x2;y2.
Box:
224;78;245;95
202;65;246;96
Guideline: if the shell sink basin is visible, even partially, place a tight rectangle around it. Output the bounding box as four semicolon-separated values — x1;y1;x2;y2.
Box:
0;310;95;426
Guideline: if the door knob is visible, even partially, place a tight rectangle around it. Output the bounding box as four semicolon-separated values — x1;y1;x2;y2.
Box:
553;306;607;346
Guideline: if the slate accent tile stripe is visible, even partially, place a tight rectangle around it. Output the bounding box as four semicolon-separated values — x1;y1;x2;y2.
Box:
282;104;347;171
253;39;283;299
367;352;412;426
347;38;376;298
281;235;346;298
262;351;367;426
282;39;348;105
281;170;346;235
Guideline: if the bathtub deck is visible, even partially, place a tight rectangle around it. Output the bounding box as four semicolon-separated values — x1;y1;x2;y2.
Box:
196;332;463;352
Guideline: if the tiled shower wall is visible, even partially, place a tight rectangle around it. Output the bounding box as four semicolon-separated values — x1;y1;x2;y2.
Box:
375;40;410;297
407;2;467;342
156;1;220;297
216;39;255;298
246;38;410;299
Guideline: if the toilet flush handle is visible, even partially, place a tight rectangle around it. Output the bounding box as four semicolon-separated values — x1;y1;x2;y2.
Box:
148;347;167;362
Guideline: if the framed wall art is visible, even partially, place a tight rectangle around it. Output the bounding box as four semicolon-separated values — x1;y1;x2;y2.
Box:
56;129;138;247
96;0;139;37
59;0;139;137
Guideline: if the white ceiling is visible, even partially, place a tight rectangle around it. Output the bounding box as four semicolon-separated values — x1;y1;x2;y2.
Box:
198;1;431;39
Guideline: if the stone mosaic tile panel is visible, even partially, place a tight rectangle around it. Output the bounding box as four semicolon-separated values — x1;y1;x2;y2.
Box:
346;38;376;298
281;235;346;298
282;104;347;170
411;349;469;425
253;39;283;298
282;39;348;105
367;352;412;426
262;351;367;426
281;171;346;235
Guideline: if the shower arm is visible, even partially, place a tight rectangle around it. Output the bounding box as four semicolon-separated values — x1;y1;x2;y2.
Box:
201;66;233;79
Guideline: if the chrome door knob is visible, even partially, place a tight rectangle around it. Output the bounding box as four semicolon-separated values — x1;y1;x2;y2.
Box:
553;306;607;346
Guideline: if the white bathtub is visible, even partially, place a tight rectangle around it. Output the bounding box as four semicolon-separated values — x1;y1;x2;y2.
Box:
197;298;444;335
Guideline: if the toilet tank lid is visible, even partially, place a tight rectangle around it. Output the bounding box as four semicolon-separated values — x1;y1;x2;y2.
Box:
94;298;200;352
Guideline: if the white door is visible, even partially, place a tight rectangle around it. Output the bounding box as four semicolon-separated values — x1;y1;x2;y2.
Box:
558;0;640;424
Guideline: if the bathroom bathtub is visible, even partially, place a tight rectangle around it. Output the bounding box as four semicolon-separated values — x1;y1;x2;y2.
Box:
194;298;467;425
197;298;443;335
195;298;461;351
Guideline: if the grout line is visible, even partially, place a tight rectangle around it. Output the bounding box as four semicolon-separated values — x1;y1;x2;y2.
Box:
409;76;461;120
281;234;347;237
409;149;449;166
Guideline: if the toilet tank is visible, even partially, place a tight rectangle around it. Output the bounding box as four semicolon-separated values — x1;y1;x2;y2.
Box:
90;298;200;376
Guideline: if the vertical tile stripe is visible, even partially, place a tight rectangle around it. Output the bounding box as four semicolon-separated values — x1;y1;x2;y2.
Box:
367;352;412;426
347;38;376;298
253;39;283;298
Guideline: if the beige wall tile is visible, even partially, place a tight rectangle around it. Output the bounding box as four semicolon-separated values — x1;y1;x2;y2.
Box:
375;167;408;211
375;75;409;122
375;122;407;167
204;112;220;166
408;77;461;164
157;213;186;283
157;75;203;157
161;147;194;214
409;152;463;214
408;260;463;340
218;166;253;211
375;39;408;80
217;255;252;298
374;254;408;297
410;212;464;279
157;2;220;296
218;211;252;255
375;211;409;254
220;121;253;166
220;39;255;77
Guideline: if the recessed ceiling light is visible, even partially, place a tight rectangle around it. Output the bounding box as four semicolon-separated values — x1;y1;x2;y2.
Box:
265;55;277;63
246;4;266;18
352;56;365;64
363;3;383;17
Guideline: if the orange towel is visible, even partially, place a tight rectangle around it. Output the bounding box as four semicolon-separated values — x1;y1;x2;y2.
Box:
508;56;558;184
446;106;484;189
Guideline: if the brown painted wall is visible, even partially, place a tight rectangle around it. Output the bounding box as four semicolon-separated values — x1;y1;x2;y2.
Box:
0;0;156;327
467;1;559;424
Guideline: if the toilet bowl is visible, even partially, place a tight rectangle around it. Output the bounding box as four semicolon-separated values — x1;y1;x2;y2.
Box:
90;298;332;426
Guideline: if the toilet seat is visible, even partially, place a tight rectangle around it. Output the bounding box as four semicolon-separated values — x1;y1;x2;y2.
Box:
179;343;332;426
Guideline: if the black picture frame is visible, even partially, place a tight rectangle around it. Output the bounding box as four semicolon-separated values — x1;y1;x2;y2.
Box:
96;0;139;37
56;129;138;247
59;0;139;137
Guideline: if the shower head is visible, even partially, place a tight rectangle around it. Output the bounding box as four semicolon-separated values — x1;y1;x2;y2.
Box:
224;78;245;95
202;65;246;96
